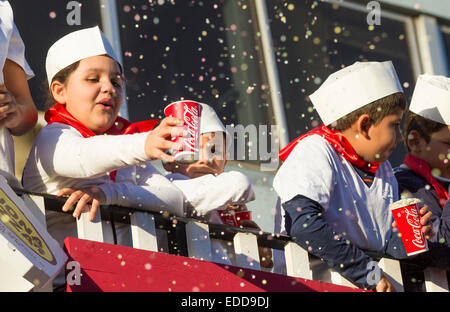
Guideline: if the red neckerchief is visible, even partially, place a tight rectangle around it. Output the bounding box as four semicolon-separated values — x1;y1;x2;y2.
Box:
279;124;380;174
404;154;449;208
45;103;158;181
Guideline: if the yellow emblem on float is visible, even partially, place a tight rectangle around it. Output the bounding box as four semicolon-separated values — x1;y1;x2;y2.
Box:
0;189;55;265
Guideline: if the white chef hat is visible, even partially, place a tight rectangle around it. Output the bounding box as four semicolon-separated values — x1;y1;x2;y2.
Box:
309;61;404;126
200;103;226;134
199;103;232;151
409;74;450;125
45;26;121;86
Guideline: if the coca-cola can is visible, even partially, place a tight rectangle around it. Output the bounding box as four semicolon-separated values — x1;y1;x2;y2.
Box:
390;198;429;256
217;209;252;227
164;100;202;163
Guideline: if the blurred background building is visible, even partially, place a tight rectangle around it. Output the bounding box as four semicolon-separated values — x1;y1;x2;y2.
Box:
11;0;450;233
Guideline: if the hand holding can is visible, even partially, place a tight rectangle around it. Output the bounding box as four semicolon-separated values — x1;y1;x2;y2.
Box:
164;100;202;163
390;198;429;256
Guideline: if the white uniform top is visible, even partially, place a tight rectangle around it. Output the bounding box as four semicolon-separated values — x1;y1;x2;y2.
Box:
0;1;34;186
166;171;255;265
22;123;185;246
273;135;398;252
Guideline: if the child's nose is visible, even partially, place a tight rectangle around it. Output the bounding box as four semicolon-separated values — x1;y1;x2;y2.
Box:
101;80;115;93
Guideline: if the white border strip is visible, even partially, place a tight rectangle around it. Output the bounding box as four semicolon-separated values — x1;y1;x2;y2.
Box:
254;0;290;149
99;0;129;119
414;15;449;76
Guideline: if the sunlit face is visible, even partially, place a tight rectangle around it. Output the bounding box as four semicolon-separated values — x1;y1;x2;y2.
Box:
363;110;404;163
165;132;228;179
415;126;450;179
53;55;123;134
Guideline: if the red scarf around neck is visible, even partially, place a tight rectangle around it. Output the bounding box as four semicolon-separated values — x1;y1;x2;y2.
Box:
404;154;449;208
45;103;159;181
279;124;380;174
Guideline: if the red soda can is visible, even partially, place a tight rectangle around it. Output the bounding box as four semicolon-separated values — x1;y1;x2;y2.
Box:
217;210;252;227
390;198;429;256
164;100;202;163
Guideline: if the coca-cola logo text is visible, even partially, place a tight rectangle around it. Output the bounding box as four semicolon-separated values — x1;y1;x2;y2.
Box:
405;206;426;248
183;104;200;151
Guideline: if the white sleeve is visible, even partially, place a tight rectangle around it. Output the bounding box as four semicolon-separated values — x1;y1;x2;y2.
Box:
36;124;149;178
273;135;335;207
106;162;185;216
7;23;34;79
98;176;185;217
171;171;255;215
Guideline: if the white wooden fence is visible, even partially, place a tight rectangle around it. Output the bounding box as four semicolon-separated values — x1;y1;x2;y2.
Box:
13;190;450;292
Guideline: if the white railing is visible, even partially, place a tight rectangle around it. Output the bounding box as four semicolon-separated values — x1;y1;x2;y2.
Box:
16;189;450;292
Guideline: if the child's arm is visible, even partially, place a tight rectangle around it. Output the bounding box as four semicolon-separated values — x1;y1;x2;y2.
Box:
1;59;37;135
395;169;448;244
284;194;392;291
441;200;450;245
170;171;255;216
36;118;184;179
56;173;185;219
104;164;185;216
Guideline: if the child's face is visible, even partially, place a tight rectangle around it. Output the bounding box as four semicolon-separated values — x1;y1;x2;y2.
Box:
361;109;404;163
412;126;450;178
164;132;228;179
53;55;123;134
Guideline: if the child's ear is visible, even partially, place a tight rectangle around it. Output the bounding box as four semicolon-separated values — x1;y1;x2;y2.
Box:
356;114;372;139
50;80;67;104
406;130;424;154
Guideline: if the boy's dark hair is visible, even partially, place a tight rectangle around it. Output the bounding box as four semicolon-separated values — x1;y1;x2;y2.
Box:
403;110;446;152
44;61;80;109
329;92;407;132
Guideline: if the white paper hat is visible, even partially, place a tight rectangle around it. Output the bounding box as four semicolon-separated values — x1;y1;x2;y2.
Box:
309;61;403;125
409;74;450;125
200;103;226;134
46;26;121;86
199;103;232;150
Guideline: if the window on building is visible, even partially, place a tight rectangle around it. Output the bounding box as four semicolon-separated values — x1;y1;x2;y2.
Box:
441;25;450;75
266;0;418;166
117;0;274;131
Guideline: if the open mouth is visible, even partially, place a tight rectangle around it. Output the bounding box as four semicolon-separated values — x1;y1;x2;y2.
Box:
97;98;114;110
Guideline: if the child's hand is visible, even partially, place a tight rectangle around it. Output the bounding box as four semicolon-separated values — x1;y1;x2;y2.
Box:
391;204;434;240
145;116;185;162
375;275;396;292
0;83;19;129
418;205;434;240
56;186;106;222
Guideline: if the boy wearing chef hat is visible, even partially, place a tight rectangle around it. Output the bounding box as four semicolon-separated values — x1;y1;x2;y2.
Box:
0;1;37;187
273;61;436;291
394;74;450;246
162;103;273;268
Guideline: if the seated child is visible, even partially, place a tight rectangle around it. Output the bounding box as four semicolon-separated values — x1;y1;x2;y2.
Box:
0;1;37;187
394;74;450;246
22;26;186;248
162;103;273;268
273;61;435;291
